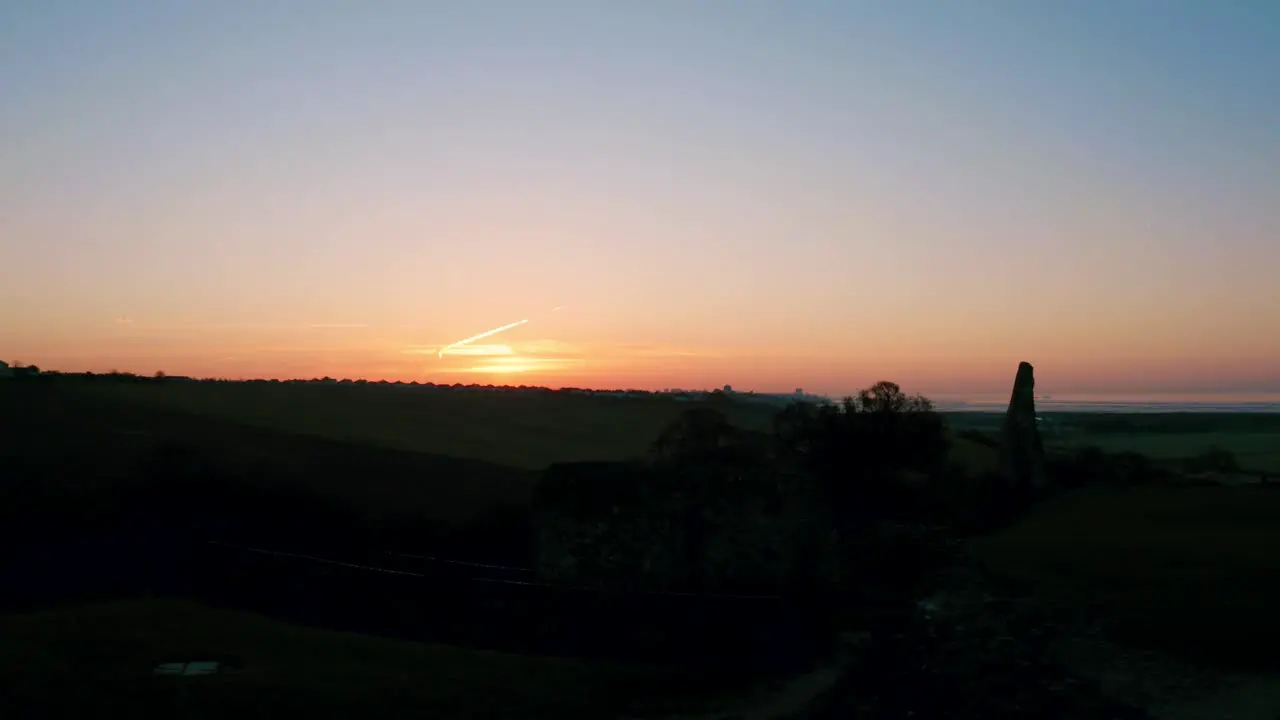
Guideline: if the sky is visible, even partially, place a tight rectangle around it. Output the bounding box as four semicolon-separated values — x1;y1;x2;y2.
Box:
2;1;1277;398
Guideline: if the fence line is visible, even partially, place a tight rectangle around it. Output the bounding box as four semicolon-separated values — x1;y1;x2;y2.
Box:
204;541;426;577
205;540;785;601
467;575;783;600
382;551;532;573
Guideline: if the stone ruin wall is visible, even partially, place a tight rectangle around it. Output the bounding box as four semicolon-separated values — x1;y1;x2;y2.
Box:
531;460;839;594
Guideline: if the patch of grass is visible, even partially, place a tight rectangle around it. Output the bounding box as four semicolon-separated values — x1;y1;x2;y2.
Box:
0;600;709;718
971;486;1280;671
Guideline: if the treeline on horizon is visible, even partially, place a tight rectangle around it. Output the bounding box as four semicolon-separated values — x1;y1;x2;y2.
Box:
12;364;1280;424
2;364;804;400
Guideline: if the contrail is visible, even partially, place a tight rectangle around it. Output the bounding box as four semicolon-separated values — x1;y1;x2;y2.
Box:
437;318;529;359
436;306;565;359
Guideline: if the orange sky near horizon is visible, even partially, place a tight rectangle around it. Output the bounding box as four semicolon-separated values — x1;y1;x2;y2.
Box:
6;300;1278;397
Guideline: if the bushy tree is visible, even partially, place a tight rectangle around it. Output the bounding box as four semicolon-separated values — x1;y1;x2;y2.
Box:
773;381;950;527
649;407;748;463
850;380;932;414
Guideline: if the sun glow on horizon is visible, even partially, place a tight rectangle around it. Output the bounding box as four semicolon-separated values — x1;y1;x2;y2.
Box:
439;354;583;374
462;363;542;374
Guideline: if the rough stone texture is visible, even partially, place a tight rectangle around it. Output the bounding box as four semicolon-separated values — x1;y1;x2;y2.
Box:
673;460;840;593
532;462;688;591
531;459;839;593
1000;361;1050;491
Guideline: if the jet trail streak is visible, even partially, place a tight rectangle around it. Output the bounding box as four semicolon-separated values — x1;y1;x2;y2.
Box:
438;319;529;359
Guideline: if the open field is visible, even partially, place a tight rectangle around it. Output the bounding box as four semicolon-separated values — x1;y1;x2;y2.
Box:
18;381;1275;527
64;380;1070;478
946;411;1280;474
0;599;712;718
11;383;1276;523
971;485;1280;671
0;381;535;533
81;381;777;470
1050;431;1280;472
2;380;789;563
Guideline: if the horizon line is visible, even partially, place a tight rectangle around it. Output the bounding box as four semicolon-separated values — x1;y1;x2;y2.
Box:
14;365;1280;406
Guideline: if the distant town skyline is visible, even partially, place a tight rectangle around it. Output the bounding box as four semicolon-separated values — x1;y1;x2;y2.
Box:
3;2;1277;398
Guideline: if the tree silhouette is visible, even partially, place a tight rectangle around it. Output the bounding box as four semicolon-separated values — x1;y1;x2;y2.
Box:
850;380;933;414
773;381;949;527
12;363;40;379
649;407;745;463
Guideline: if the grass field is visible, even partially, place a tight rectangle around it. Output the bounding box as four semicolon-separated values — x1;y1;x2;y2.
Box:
82;381;777;470
947;411;1280;474
1050;431;1280;472
1;382;536;531
0;599;713;718
971;485;1280;671
79;381;1022;478
1047;413;1280;473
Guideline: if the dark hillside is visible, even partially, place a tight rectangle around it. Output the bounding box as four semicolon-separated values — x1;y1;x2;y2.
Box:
0;381;538;562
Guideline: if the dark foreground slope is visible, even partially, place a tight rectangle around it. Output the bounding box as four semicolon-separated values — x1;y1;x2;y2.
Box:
0;380;831;677
972;485;1280;671
0;599;713;719
1;379;538;560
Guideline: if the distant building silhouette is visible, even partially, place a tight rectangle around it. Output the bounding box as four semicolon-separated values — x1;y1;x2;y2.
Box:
0;361;11;379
